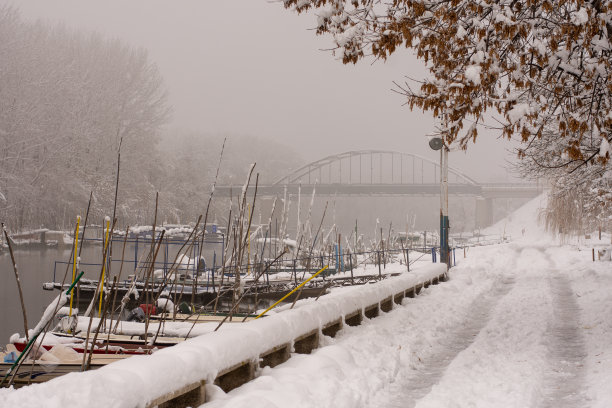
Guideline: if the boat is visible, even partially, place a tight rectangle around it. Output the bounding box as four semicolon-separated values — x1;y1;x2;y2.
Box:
148;311;257;323
1;344;128;388
11;331;184;356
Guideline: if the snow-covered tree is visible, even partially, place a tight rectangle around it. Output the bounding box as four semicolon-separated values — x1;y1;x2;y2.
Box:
155;131;303;225
0;6;304;230
283;0;611;232
0;6;169;229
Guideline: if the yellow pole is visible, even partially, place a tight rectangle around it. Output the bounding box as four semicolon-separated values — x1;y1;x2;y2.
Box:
69;215;81;318
98;218;110;317
247;204;251;276
255;265;328;319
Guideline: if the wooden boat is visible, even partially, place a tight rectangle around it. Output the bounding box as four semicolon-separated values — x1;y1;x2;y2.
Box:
1;343;131;388
0;354;129;388
11;331;185;356
148;312;257;323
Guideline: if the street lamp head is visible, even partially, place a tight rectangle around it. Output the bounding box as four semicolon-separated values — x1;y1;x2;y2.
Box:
429;137;444;151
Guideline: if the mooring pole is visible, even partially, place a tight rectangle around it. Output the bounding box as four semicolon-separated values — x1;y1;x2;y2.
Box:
69;216;81;318
349;251;354;285
212;251;216;293
406;248;410;272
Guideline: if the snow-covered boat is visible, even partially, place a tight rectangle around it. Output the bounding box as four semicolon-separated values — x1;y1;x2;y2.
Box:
1;344;128;388
10;331;183;356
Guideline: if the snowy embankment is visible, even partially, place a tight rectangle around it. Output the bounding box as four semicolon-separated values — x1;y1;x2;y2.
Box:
0;262;446;407
199;195;612;408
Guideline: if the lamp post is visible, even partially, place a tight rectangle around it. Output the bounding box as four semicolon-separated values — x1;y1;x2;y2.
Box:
429;137;450;270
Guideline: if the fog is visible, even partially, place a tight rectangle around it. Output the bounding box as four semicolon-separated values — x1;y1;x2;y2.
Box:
9;0;519;182
0;0;530;236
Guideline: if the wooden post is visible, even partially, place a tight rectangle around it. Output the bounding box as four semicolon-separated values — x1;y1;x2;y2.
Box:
378;251;382;278
349;251;354;285
599;225;602;240
338;234;342;273
98;218;111;317
69;216;81;318
2;224;29;342
406;249;410;272
212;252;216;293
382;240;386;269
592;248;595;262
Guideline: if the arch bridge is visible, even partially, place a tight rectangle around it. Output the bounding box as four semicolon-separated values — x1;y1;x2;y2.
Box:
215;150;540;199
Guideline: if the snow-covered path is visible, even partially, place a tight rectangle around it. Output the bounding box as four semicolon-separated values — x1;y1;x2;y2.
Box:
1;197;608;408
203;233;611;408
410;244;582;408
541;273;586;408
382;274;516;408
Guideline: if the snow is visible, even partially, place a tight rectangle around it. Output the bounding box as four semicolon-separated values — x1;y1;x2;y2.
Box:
599;137;610;157
494;12;514;25
20;319;215;344
572;8;589;25
282;238;297;248
199;195;612;408
481;193;549;242
43;344;82;363
0;262;445;408
507;103;531;124
317;7;334;27
28;293;69;339
3;195;612;407
532;39;547;57
465;65;482;84
470;50;485;64
456;25;467;39
156;298;175;313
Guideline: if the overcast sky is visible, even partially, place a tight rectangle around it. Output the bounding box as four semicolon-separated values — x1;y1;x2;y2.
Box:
6;0;520;182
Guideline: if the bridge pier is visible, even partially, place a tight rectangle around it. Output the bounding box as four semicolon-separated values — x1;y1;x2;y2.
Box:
475;197;494;229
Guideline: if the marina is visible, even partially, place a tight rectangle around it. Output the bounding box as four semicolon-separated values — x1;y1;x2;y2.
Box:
1;212;451;390
0;0;610;406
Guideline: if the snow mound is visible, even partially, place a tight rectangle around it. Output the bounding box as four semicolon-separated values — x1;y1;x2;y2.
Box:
482;193;551;243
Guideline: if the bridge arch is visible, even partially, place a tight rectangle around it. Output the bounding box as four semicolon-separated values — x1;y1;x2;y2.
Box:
273;150;479;186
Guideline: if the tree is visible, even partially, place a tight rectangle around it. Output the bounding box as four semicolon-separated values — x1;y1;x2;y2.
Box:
0;6;304;229
282;0;611;232
0;6;170;229
156;131;303;225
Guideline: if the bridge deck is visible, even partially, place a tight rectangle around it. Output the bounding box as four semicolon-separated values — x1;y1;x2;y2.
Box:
214;183;541;199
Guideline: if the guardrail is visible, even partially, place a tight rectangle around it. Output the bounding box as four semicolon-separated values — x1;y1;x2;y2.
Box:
3;263;448;407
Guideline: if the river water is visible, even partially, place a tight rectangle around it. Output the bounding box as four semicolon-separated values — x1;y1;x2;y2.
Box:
0;238;224;347
1;247;65;346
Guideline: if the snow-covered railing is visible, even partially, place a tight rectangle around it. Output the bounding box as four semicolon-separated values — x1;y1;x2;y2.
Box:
0;264;447;408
